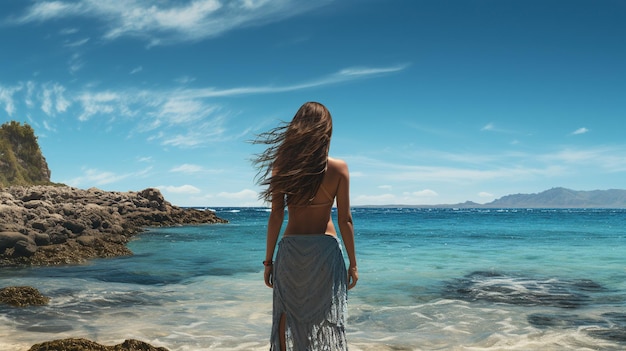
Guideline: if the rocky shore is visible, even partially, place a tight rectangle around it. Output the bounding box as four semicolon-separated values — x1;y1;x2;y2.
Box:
28;338;170;351
0;185;227;266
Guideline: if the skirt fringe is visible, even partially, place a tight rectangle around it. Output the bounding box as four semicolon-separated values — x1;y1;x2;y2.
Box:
270;235;348;351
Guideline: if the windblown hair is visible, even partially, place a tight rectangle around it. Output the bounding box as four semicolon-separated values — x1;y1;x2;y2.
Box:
253;102;333;205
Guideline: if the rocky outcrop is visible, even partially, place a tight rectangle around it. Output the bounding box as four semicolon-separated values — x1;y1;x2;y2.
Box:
0;185;227;266
28;338;169;351
0;286;50;307
0;121;52;186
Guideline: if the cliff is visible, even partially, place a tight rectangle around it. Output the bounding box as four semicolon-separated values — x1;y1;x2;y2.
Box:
0;121;52;186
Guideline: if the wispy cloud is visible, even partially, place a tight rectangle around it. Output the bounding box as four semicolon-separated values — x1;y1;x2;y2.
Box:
3;63;406;147
157;184;202;194
66;168;127;187
170;164;206;174
350;144;626;186
170;163;222;174
41;83;70;115
76;90;124;121
68;52;84;74
391;165;558;183
215;189;258;201
130;66;143;75
157;97;219;126
137;156;153;163
571;127;589;135
9;0;335;45
41;120;55;132
352;156;556;184
159;118;229;147
407;189;439;197
0;84;21;115
541;147;626;172
480;122;520;134
338;65;409;76
59;27;79;35
175;76;196;85
71;63;405;124
12;1;84;23
406;122;459;139
481;122;496;131
182;63;409;98
353;193;396;205
64;38;90;48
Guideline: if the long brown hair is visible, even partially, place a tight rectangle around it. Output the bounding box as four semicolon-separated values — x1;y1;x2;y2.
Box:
253;102;333;205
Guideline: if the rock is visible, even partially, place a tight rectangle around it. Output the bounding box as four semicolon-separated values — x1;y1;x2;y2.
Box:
23;199;51;210
77;235;96;246
0;185;227;266
14;240;37;256
28;338;170;351
116;339;170;351
0;231;33;253
0;286;50;307
139;188;167;211
442;271;603;309
33;232;50;245
528;312;626;343
22;190;46;202
32;220;47;231
62;220;86;234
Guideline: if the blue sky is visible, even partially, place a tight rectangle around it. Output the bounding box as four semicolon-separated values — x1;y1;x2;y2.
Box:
1;0;625;207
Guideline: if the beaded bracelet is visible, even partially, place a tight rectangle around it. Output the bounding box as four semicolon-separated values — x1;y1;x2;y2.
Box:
263;260;273;266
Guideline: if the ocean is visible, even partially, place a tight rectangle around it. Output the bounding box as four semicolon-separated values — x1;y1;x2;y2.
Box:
1;207;625;351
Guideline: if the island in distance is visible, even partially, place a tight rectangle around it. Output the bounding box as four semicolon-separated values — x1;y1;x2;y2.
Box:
360;187;626;209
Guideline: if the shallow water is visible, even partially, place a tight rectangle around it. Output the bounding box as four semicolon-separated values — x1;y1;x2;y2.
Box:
1;208;625;350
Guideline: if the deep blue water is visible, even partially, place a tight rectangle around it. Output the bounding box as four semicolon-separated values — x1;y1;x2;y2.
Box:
1;208;625;350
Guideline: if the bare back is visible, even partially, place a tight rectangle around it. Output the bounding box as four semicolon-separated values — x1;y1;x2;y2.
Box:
283;157;350;237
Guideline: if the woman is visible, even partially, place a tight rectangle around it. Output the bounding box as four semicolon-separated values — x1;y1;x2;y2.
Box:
253;101;358;351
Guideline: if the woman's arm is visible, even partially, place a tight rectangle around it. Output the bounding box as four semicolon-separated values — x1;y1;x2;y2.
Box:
264;193;285;288
335;160;358;289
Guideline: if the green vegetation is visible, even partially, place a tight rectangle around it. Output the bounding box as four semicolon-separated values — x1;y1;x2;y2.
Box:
0;121;52;186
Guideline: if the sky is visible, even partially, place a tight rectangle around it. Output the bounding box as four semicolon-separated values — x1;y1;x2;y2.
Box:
1;0;625;207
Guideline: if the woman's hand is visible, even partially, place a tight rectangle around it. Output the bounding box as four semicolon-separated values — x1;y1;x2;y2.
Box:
348;265;358;290
264;265;274;288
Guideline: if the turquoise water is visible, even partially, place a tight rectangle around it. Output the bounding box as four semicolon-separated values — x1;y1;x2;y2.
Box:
1;208;625;350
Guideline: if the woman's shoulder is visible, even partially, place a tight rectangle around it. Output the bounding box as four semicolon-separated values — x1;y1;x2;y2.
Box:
327;157;349;174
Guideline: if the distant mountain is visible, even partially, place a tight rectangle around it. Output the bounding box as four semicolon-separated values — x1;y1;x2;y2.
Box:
483;187;626;208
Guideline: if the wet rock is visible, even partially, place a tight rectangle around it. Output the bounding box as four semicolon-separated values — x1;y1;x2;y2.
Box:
33;232;50;245
528;312;626;343
0;232;26;252
28;338;170;351
14;239;37;256
0;286;50;307
528;313;608;328
0;186;227;266
442;271;603;308
587;313;626;342
587;327;626;342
